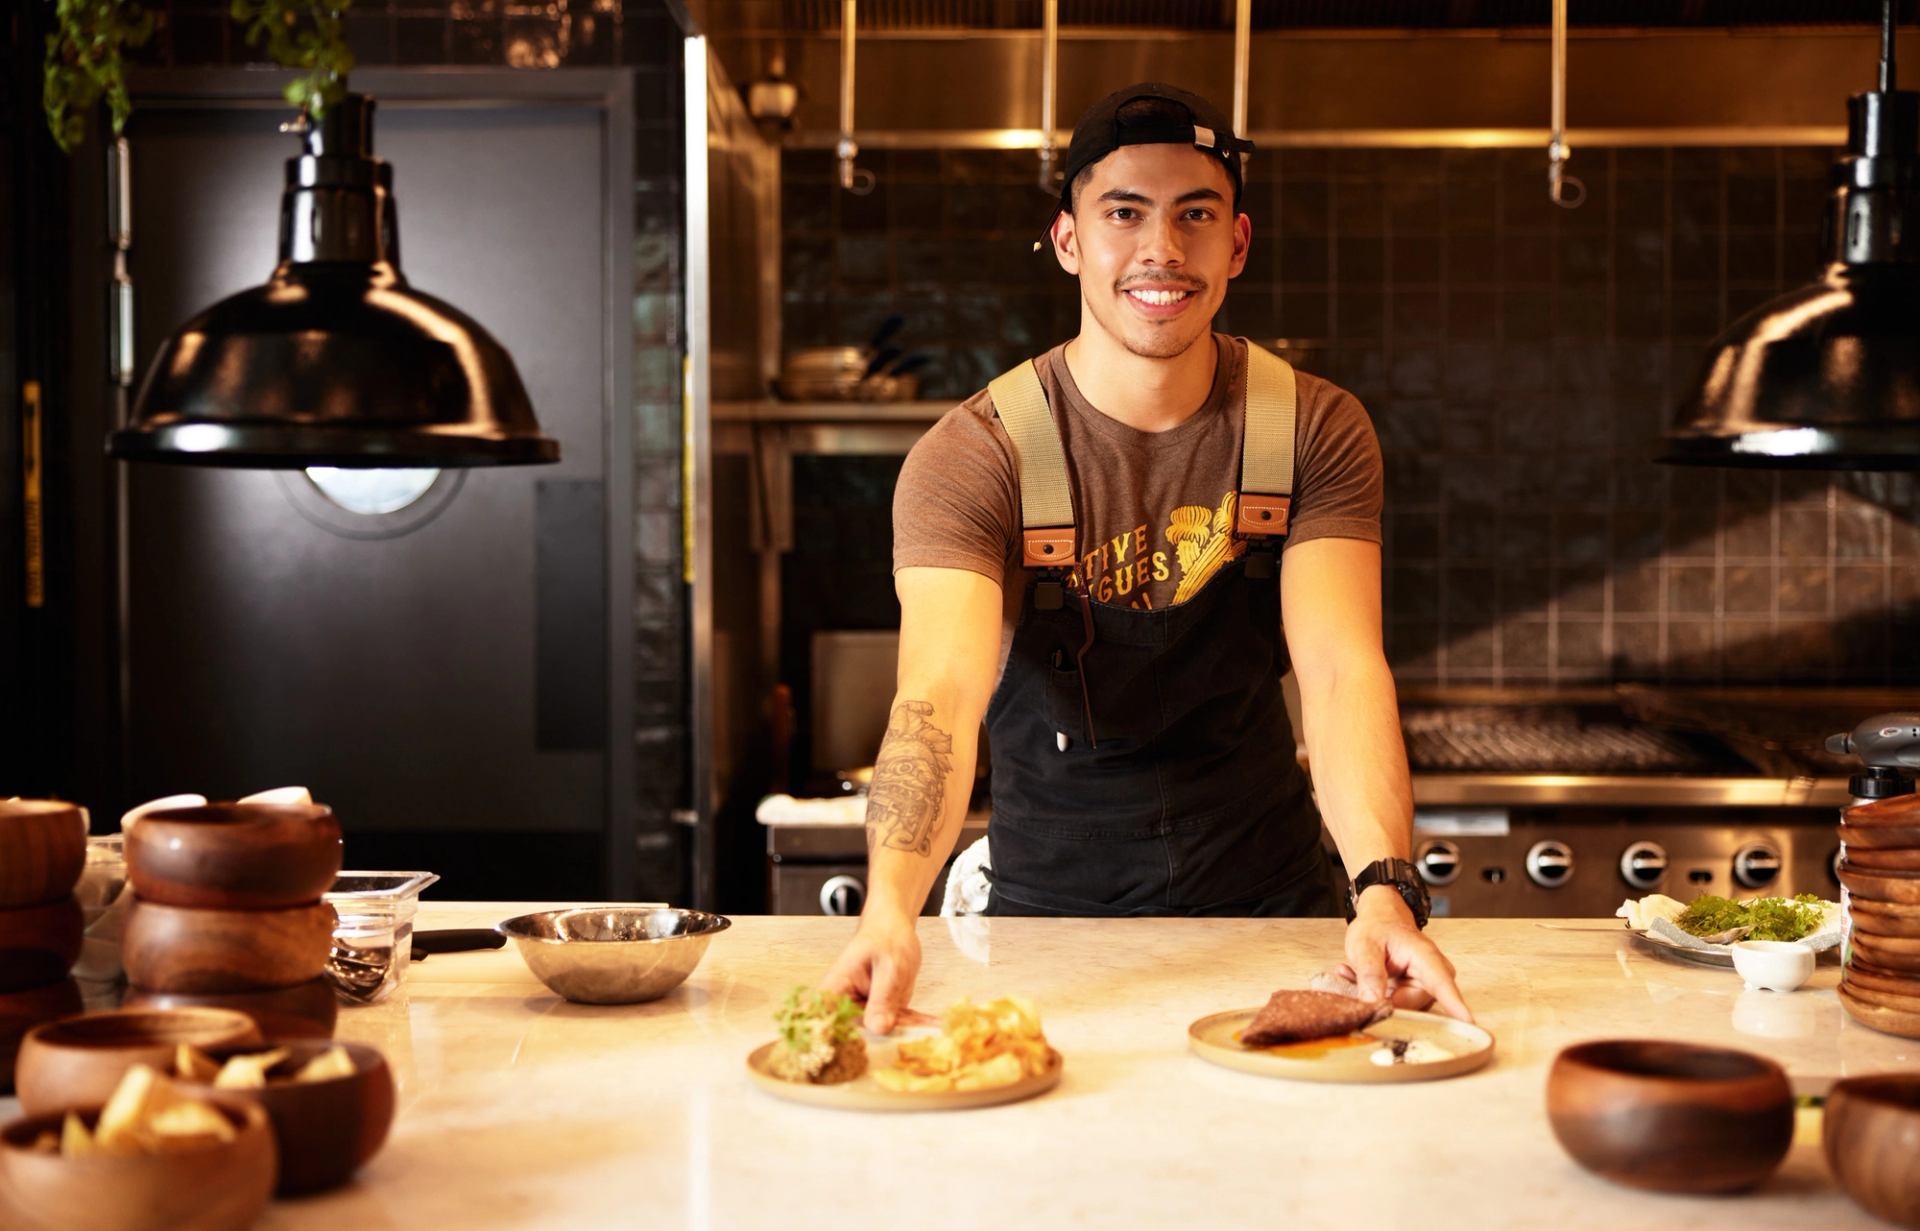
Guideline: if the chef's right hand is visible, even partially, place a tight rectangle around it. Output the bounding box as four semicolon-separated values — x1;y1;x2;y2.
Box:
821;911;922;1034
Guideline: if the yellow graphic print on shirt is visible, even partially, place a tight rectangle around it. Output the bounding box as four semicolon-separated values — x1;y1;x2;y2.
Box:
1070;491;1244;610
1169;491;1247;605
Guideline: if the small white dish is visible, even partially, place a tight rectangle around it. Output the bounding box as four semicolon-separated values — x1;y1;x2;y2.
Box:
1731;940;1815;992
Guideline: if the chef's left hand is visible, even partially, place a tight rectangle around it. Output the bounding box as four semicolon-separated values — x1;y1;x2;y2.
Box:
1342;888;1474;1023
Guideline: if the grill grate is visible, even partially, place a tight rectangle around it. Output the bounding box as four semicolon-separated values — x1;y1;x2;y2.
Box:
1400;706;1720;774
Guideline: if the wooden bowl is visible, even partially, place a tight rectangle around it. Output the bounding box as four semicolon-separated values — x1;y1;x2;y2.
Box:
122;977;338;1040
1846;795;1920;826
0;896;82;993
1839;862;1920;905
1839;821;1920;850
182;1040;393;1195
1841;984;1920;1038
1846;846;1920;872
0;981;83;1095
1852;934;1920;974
1845;962;1920;997
13;1007;261;1116
1546;1039;1793;1193
0;1100;275;1231
126;802;341;910
1844;974;1920;1014
1849;900;1920;938
1827;1074;1920;1228
123;898;336;994
0;801;87;910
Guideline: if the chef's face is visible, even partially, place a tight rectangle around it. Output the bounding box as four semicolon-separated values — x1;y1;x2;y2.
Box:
1051;143;1251;361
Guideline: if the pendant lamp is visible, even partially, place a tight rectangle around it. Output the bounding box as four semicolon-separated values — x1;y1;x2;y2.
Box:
110;94;558;468
1662;3;1920;470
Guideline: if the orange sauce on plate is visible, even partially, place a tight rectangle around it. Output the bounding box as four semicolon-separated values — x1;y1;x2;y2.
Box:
1231;1030;1376;1060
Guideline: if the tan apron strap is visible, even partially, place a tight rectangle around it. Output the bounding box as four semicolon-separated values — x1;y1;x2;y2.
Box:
988;361;1077;569
1237;342;1297;538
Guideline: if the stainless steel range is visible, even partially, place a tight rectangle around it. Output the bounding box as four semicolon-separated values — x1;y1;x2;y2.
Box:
1401;687;1908;919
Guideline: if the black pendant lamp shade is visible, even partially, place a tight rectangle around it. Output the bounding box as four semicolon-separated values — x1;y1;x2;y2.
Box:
1663;7;1920;470
111;95;559;467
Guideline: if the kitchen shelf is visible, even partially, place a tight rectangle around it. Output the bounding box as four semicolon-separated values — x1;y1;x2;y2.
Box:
713;399;953;424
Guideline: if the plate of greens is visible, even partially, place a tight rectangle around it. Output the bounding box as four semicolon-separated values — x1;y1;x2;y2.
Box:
1618;893;1843;966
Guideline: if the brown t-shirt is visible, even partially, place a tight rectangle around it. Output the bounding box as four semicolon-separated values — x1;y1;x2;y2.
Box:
893;334;1383;676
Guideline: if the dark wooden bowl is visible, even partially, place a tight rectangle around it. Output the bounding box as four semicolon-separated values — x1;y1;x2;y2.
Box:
0;896;82;994
1841;984;1920;1039
1852;934;1920;974
181;1040;393;1195
1546;1039;1793;1193
123;898;336;994
0;980;82;1095
1846;795;1920;826
1849;899;1920;938
1827;1074;1920;1228
1839;862;1920;906
123;977;338;1040
126;802;341;910
13;1007;261;1116
0;1100;275;1231
1839;821;1920;850
0;801;87;910
1846;846;1920;872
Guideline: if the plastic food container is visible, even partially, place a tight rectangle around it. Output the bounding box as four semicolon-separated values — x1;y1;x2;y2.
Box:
322;872;439;1005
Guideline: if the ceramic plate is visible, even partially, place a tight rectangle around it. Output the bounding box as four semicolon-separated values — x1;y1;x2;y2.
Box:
1186;1008;1494;1083
745;1041;1063;1111
1632;929;1840;968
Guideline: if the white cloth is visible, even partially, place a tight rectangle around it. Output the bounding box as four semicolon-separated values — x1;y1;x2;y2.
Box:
941;835;994;917
754;793;868;825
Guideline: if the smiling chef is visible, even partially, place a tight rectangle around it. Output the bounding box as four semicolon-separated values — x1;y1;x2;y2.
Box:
822;83;1473;1031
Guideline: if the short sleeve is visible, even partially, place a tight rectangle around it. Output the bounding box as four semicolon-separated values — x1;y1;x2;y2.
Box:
1282;378;1384;550
892;394;1020;583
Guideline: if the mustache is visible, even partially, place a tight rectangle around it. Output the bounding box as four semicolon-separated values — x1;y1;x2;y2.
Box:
1116;275;1207;293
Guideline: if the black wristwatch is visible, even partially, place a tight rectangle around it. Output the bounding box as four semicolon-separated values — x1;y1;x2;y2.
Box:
1345;857;1431;929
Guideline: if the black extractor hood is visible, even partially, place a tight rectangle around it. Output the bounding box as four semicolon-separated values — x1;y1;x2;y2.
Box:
110;94;559;469
1663;1;1920;471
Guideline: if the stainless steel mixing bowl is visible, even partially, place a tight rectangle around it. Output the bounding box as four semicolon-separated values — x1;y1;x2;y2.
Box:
494;907;731;1004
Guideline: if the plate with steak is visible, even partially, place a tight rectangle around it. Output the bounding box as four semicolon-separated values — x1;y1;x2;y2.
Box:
1188;989;1493;1084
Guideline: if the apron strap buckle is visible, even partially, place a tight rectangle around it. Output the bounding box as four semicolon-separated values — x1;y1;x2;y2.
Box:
1022;527;1076;569
1234;493;1291;539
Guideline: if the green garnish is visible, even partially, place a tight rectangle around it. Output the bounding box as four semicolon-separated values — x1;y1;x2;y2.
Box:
774;985;860;1053
1676;893;1826;942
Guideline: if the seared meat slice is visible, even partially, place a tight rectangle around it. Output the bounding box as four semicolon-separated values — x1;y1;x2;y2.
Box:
1240;990;1391;1047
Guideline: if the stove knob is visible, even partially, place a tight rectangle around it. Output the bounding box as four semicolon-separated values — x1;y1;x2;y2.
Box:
1618;841;1668;891
1415;840;1462;887
819;874;866;916
1732;843;1782;890
1525;840;1575;889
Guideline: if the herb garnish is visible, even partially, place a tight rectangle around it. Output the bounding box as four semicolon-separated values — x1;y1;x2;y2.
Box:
1675;893;1827;942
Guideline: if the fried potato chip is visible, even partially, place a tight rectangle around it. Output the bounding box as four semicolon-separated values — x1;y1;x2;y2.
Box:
146;1100;237;1152
292;1045;354;1083
212;1048;289;1090
58;1113;92;1157
174;1043;220;1083
96;1064;174;1154
872;996;1051;1094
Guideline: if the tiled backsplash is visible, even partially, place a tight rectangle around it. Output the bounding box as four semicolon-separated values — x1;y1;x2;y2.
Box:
782;144;1920;686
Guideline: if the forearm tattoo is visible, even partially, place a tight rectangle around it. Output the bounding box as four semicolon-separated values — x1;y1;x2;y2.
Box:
865;700;955;856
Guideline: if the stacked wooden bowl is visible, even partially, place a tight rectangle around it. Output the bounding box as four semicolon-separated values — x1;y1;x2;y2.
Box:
121;803;343;1038
0;801;89;1091
1837;793;1920;1038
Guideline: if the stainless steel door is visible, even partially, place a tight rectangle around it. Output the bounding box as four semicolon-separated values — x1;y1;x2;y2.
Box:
108;71;634;895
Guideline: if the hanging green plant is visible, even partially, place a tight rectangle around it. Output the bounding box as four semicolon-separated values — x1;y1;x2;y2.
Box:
42;0;156;154
230;1;356;118
40;0;356;156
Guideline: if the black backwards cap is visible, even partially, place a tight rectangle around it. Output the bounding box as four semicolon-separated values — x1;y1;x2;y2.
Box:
1036;82;1256;254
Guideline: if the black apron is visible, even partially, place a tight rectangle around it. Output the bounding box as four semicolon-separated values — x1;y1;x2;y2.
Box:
982;549;1343;918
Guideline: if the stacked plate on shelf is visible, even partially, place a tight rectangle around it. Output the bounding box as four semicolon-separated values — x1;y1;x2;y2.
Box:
1836;793;1920;1037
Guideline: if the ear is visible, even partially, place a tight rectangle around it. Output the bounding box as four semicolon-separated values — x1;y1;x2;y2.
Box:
1051;210;1079;275
1227;212;1252;280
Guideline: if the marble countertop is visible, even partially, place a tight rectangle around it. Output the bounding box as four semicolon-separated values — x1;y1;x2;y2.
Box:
21;907;1920;1230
